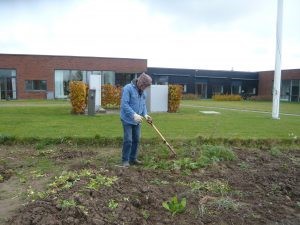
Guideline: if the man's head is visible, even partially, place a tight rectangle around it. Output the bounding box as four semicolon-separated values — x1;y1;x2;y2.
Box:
137;72;152;90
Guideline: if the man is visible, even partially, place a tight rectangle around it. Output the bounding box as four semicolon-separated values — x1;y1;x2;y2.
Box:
120;72;152;167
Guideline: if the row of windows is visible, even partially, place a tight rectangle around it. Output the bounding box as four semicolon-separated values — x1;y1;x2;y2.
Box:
25;80;47;91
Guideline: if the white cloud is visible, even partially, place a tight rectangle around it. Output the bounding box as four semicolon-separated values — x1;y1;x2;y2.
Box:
0;0;299;71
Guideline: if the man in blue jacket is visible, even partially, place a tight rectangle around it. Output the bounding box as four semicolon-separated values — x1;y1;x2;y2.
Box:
120;72;152;167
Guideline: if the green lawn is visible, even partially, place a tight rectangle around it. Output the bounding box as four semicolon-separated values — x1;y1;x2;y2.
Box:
0;99;299;139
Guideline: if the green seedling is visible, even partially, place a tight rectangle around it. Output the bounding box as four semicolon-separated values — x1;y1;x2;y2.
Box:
0;174;3;182
79;169;94;177
59;199;77;208
108;199;118;209
150;178;169;185
26;186;48;201
181;180;231;196
86;174;118;190
269;147;282;157
162;196;186;216
238;162;249;170
141;209;150;220
49;171;80;192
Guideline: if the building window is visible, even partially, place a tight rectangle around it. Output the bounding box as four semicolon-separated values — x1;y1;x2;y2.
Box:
54;69;115;99
25;80;47;91
102;71;115;85
154;76;168;85
115;73;136;86
0;69;17;100
212;85;224;94
179;84;187;92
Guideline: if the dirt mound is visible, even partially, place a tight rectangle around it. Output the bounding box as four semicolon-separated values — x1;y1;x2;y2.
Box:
6;147;300;225
0;163;13;182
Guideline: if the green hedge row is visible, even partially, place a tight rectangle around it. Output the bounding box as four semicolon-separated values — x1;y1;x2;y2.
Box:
0;134;299;148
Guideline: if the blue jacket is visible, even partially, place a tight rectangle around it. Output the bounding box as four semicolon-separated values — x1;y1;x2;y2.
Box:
120;79;148;125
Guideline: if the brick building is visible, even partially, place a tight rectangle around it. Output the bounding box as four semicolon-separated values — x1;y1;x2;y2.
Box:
0;53;299;102
258;69;300;102
0;54;147;100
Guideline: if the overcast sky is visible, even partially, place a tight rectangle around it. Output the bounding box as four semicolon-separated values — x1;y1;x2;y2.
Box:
0;0;299;72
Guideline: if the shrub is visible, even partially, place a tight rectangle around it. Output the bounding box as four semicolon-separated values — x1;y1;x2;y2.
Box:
168;85;183;112
69;81;87;114
212;94;241;101
182;93;198;100
250;95;272;101
101;84;122;109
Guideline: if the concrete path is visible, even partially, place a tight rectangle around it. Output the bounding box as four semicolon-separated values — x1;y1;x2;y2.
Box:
182;104;300;117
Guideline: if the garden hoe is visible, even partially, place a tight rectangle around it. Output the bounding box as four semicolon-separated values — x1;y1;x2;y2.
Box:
145;119;177;157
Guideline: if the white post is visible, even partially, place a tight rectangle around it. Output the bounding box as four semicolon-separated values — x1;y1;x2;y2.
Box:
89;74;101;111
272;0;283;119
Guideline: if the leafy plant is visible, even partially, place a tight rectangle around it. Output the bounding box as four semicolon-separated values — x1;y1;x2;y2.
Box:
49;171;80;192
86;174;118;190
59;199;77;208
189;180;231;195
162;196;186;216
141;209;150;219
172;157;199;171
108;199;118;209
269;147;282;157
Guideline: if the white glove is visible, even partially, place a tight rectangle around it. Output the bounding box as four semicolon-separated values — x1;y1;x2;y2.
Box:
145;115;152;123
133;113;143;123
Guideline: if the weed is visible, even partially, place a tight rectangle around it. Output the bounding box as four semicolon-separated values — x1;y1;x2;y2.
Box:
86;174;118;190
269;147;282;157
26;186;48;201
49;171;80;192
172;158;199;171
150;178;169;185
141;209;150;219
213;197;240;211
35;142;47;150
144;145;235;172
108;199;118;209
59;199;77;208
238;162;250;169
162;196;187;216
0;174;3;182
188;180;231;196
79;169;94;177
201;145;236;162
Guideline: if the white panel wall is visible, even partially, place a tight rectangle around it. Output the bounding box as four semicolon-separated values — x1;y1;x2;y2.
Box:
145;85;168;112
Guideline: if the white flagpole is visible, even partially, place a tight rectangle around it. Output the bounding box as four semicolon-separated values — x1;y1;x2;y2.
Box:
272;0;283;119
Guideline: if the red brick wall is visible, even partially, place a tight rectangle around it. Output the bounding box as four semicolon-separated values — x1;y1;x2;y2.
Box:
0;54;147;99
258;69;300;98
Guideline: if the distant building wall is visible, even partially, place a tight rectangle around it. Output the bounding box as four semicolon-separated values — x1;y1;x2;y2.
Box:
258;69;300;100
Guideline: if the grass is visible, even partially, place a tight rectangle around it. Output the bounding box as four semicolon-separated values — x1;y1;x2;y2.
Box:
0;99;299;139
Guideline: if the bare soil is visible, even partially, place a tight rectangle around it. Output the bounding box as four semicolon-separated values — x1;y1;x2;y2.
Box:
0;144;299;225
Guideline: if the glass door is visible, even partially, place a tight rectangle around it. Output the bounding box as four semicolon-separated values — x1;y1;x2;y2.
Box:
196;83;207;99
0;69;16;100
0;77;13;100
